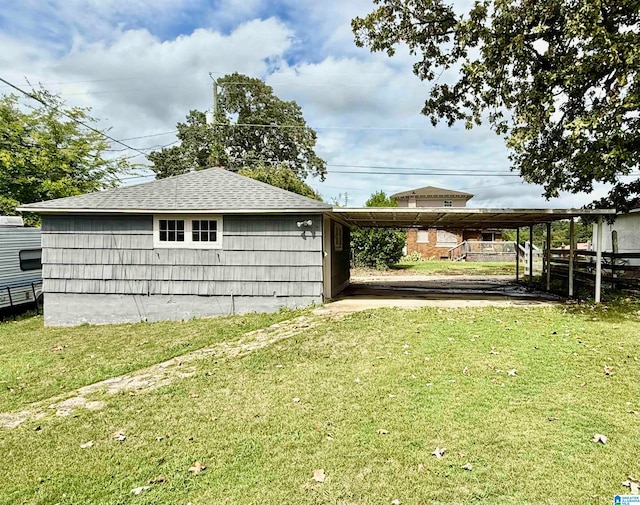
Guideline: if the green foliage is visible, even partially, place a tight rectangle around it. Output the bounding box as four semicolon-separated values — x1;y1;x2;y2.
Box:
351;191;405;269
502;220;592;248
0;92;131;226
148;73;326;183
238;164;322;200
353;1;640;210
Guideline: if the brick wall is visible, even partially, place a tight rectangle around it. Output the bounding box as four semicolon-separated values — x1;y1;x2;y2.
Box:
407;228;463;259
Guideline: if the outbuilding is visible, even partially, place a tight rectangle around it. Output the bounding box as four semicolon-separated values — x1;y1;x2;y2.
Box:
18;168;350;326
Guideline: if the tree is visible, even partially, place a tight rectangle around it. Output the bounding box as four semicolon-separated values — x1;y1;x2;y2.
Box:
351;191;406;269
238;164;322;201
353;1;640;210
0;92;131;226
148;73;326;182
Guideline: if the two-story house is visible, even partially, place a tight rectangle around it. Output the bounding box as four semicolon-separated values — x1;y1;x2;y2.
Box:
391;186;502;259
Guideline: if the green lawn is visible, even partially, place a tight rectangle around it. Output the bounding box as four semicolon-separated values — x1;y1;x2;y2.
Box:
392;260;515;275
0;310;301;412
1;302;638;504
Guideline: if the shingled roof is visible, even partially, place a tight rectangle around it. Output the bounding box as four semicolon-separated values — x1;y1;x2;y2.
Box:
18;167;331;214
391;186;474;200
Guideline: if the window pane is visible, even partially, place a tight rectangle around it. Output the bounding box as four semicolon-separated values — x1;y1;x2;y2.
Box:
210;231;217;242
160;231;167;241
168;231;175;241
200;231;209;242
209;220;217;231
168;220;176;231
177;220;184;231
19;249;42;271
160;220;167;231
177;231;184;242
201;221;209;231
192;231;199;241
193;221;200;231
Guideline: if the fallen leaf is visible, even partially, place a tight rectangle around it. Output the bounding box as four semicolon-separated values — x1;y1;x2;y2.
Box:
490;347;499;355
462;463;473;471
417;463;424;472
275;364;283;368
424;356;430;361
402;344;409;349
377;429;389;435
188;461;206;474
388;394;396;398
432;447;446;459
155;436;165;441
189;392;199;398
628;410;638;415
462;367;469;375
491;378;500;384
604;366;614;376
34;425;42;431
113;432;126;442
507;369;517;377
592;433;608;444
51;345;64;352
448;338;455;342
292;397;301;403
131;486;151;495
403;351;409;355
548;417;560;422
622;481;640;495
426;383;433;387
79;441;94;449
354;378;361;383
312;469;326;483
149;475;168;484
391;500;401;505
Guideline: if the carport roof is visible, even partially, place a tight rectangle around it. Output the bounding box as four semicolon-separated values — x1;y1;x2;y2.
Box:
332;207;616;229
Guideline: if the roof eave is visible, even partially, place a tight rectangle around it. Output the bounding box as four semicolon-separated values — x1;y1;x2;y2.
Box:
16;207;331;214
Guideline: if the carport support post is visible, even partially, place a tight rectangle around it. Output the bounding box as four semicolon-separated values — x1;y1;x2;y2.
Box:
546;222;551;291
529;225;534;283
515;228;520;282
595;215;603;303
568;218;575;298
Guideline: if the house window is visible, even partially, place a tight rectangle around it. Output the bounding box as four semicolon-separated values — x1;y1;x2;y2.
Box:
19;249;42;271
159;219;185;242
154;215;222;249
417;230;429;243
192;220;218;242
436;230;458;247
443;200;453;207
334;223;343;252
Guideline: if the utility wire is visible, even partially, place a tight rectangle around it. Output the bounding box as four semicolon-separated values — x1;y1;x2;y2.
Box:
0;76;150;157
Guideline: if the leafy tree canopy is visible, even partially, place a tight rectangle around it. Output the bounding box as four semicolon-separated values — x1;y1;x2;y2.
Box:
353;1;640;210
351;191;406;269
238;164;322;201
0;92;131;226
148;73;326;182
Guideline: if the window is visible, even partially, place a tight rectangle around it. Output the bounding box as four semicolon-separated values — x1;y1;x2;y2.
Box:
334;223;343;252
154;215;222;249
19;249;42;271
436;230;458;247
417;230;429;243
443;200;453;207
159;219;185;242
192;220;218;242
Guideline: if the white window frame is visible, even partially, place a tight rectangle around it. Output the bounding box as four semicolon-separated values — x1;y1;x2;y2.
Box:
416;229;429;243
334;223;343;252
153;215;223;249
443;200;453;207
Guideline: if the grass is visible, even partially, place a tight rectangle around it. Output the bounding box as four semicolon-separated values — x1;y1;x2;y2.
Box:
0;309;302;412
392;260;516;275
0;302;639;504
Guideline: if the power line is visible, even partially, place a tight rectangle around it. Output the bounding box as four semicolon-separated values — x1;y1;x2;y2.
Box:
0;76;150;157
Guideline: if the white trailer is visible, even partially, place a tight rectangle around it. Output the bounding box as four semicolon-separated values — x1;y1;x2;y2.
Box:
0;216;42;310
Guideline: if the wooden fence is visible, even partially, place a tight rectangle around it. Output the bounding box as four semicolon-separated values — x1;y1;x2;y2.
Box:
548;249;640;290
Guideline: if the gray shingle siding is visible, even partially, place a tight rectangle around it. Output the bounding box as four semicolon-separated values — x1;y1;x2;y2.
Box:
42;213;324;325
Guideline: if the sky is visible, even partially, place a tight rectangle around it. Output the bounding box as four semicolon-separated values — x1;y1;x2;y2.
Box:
0;0;617;207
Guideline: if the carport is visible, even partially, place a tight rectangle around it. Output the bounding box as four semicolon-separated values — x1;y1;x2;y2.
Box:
332;207;616;303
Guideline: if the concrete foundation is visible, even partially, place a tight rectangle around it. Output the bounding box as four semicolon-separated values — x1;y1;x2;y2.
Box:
44;293;322;326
